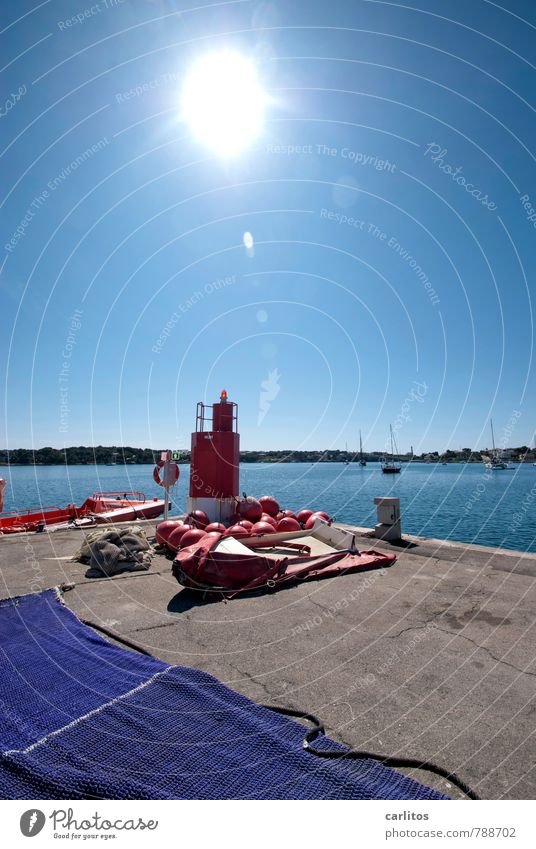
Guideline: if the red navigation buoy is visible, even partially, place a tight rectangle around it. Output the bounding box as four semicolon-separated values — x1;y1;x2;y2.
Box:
238;496;263;523
277;517;301;532
258;495;280;518
297;509;314;526
167;524;192;551
251;520;276;535
180;528;207;548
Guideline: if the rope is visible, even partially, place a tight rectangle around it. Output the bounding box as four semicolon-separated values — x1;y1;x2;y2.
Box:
263;705;479;800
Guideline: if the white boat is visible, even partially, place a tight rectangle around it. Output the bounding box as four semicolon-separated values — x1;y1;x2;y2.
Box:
484;420;510;469
382;425;401;474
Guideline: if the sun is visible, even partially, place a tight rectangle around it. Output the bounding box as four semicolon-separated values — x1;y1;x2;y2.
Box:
181;51;266;157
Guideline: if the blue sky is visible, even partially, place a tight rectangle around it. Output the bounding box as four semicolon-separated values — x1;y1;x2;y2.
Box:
1;0;535;452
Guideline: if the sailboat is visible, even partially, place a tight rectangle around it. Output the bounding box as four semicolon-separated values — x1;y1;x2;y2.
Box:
359;430;366;466
382;425;401;474
484;420;509;470
344;442;350;466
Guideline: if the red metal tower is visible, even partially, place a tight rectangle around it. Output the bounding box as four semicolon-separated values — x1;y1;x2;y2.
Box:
187;390;240;522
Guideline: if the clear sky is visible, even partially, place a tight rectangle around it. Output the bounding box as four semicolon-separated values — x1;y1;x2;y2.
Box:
1;0;535;453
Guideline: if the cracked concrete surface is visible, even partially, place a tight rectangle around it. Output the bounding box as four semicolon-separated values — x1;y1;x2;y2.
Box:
0;521;535;800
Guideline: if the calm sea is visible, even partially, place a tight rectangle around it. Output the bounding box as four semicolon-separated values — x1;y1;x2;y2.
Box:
1;462;535;553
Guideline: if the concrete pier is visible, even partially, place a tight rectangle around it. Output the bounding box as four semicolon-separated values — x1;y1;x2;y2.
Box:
1;521;535;800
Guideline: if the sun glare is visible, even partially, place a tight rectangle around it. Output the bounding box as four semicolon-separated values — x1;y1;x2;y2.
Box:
181;51;266;157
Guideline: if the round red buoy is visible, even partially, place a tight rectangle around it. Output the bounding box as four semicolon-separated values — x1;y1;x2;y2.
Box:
304;512;332;529
179;528;207;548
166;524;192;551
277;517;301;532
188;509;209;529
276;512;285;522
205;522;226;533
282;509;298;520
260;513;278;528
224;524;251;538
297;509;314;526
238;497;263;523
155;520;180;546
237;519;254;530
258;495;280;518
251;520;276;535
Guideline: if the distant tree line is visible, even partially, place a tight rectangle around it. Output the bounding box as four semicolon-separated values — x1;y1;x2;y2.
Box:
0;445;534;466
0;447;163;466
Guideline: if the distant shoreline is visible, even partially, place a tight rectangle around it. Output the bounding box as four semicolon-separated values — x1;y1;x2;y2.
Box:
1;445;534;467
1;459;533;467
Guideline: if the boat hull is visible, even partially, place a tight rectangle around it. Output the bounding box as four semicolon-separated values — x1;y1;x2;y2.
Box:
94;500;165;524
0;492;165;534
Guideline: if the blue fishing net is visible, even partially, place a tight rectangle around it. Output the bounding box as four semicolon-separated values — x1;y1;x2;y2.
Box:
0;591;446;800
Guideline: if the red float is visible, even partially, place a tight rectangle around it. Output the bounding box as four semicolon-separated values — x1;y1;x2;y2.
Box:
277;517;301;532
282;509;298;520
304;512;332;530
258;495;280;518
237;519;253;530
260;513;278;528
188;509;209;529
205;522;226;533
238;496;263;523
167;524;192;551
251;520;276;535
155;520;180;546
313;511;331;522
297;509;314;526
180;528;207;549
224;524;251;538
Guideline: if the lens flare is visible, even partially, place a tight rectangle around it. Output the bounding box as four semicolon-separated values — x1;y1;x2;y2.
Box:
181;51;266;157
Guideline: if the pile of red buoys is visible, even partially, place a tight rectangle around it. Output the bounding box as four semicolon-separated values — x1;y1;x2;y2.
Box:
156;496;333;553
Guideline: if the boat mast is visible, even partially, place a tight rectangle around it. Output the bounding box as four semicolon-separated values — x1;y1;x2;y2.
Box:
491;419;496;455
359;430;363;460
390;424;394;460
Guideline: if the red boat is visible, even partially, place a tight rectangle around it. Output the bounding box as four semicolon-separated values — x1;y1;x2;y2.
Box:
0;491;165;535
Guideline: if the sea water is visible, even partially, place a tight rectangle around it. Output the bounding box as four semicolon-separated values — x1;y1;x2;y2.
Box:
1;462;535;553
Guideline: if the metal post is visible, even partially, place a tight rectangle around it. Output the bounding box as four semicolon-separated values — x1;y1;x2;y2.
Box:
161;450;172;520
